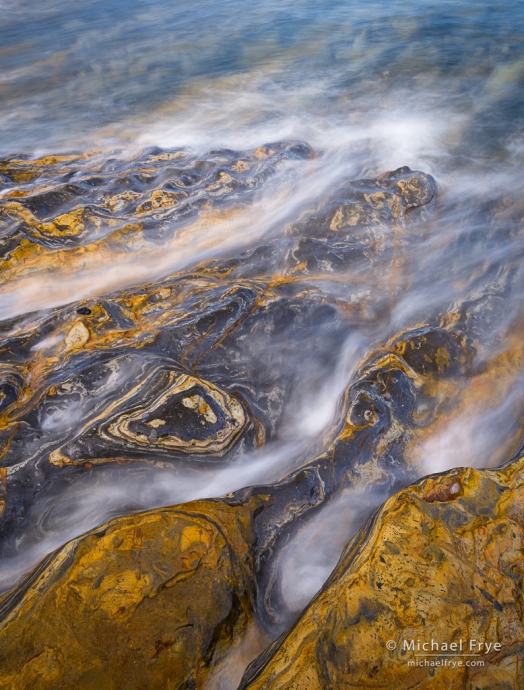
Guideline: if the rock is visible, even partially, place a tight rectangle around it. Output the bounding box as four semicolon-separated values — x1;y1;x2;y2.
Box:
239;454;524;690
0;144;523;689
0;143;313;284
0;151;441;559
64;321;90;349
3;437;524;689
0;498;261;689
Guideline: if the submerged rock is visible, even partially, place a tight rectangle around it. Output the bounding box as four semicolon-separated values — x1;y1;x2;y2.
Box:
0;146;439;559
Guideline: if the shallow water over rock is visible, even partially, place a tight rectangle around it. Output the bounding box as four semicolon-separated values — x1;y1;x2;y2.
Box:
2;1;524;687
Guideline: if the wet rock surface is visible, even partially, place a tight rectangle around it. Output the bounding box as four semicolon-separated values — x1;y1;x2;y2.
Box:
239;455;524;690
0;142;524;688
0;145;440;558
0;499;260;689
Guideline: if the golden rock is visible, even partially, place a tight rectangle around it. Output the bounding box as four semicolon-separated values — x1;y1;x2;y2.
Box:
0;497;263;690
240;455;524;690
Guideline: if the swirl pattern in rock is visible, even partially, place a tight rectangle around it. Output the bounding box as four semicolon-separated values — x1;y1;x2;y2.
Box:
2;141;524;688
0;146;441;558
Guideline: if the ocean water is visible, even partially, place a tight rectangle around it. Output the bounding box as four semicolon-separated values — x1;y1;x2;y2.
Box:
1;0;523;162
1;0;524;651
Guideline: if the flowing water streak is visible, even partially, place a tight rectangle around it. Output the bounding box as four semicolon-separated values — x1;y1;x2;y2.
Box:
0;156;321;321
1;3;524;677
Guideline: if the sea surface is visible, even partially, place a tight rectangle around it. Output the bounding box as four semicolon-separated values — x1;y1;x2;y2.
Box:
1;0;524;635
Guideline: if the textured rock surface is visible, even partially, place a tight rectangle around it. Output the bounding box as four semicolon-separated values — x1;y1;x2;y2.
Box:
0;143;311;286
3;445;524;688
1;145;524;689
0;146;440;562
0;498;261;689
240;455;524;690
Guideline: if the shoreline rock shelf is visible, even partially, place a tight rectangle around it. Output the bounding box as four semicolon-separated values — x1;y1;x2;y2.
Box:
0;144;523;688
1;454;524;687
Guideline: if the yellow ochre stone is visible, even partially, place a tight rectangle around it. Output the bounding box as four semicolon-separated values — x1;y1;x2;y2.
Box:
2;456;524;688
239;457;524;690
64;321;90;349
0;497;263;690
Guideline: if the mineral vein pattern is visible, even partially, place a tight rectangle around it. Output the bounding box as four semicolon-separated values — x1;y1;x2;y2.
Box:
0;142;523;689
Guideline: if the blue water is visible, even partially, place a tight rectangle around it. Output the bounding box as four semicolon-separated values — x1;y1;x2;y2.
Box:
1;0;523;169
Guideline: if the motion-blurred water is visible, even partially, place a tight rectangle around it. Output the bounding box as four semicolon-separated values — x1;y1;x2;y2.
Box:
1;0;523;164
2;0;524;635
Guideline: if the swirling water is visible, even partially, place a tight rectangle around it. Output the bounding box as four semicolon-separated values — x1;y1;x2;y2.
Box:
1;0;524;642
